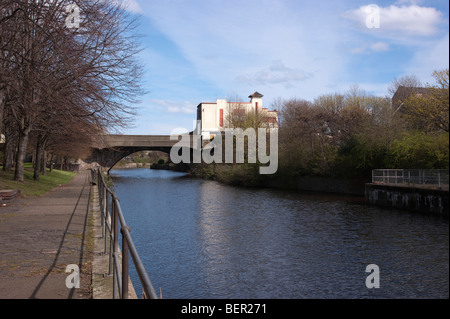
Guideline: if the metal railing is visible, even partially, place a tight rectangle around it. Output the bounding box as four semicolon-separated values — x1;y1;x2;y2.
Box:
372;169;449;188
92;168;158;299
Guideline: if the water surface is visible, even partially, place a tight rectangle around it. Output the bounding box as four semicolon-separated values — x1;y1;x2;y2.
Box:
110;168;449;299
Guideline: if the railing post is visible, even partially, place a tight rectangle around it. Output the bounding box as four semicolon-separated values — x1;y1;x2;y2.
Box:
112;198;119;299
93;166;159;299
122;226;130;299
113;198;119;258
101;191;105;241
104;191;109;254
108;196;114;276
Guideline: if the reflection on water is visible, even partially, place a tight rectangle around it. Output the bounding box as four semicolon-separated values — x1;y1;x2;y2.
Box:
110;168;449;299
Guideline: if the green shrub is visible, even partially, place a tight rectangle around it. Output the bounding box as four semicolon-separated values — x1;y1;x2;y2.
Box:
388;131;449;169
332;134;390;178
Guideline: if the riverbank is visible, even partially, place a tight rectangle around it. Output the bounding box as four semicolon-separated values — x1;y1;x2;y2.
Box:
114;163;151;169
0;163;76;198
188;163;368;196
187;163;450;215
366;183;449;216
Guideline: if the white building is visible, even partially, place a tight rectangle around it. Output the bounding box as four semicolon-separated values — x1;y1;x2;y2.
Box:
196;92;278;140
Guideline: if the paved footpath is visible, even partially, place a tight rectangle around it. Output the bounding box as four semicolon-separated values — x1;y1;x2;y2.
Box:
0;170;93;299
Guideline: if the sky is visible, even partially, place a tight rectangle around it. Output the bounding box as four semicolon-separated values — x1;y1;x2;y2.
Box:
113;0;449;135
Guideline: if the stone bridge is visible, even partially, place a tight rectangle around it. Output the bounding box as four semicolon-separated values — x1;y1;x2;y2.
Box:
90;134;194;170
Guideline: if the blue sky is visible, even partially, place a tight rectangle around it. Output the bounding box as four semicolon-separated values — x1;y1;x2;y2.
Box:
114;0;449;135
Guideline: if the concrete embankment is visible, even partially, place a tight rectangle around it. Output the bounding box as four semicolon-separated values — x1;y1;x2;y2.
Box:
243;173;449;215
263;174;368;196
263;174;449;215
365;183;449;216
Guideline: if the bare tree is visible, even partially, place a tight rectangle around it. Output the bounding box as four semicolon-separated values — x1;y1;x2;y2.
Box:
278;98;335;173
314;93;345;144
225;95;268;130
388;74;422;97
0;0;144;181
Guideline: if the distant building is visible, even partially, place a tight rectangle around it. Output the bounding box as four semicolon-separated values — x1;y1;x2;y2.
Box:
392;86;432;110
196;92;278;140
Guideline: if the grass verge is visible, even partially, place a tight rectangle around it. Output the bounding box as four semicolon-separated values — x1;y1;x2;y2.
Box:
0;163;77;197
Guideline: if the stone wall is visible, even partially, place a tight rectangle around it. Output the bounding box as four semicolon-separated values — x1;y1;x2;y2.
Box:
365;183;449;216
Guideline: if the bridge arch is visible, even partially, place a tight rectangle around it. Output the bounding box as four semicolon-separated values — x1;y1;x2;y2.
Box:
89;134;195;172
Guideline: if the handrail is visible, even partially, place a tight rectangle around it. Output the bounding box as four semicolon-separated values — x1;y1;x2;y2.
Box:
372;169;449;189
91;168;158;299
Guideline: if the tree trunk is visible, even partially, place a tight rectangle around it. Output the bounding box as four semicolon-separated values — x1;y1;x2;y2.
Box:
34;134;48;180
49;153;54;173
14;131;30;182
41;149;47;176
2;130;16;171
2;115;17;171
33;138;43;181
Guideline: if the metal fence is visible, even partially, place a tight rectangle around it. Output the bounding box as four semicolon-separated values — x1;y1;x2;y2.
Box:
92;168;158;299
372;169;449;188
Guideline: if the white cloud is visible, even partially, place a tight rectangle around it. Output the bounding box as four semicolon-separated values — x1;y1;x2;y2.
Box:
137;1;349;102
370;42;390;52
350;42;390;54
349;46;366;54
134;0;447;109
236;60;312;88
150;99;196;115
345;4;444;37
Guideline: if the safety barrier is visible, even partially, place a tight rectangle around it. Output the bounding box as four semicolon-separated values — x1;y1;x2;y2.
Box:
372;169;449;188
92;168;158;299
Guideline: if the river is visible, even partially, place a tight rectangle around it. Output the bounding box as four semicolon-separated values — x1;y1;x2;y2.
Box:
110;168;449;299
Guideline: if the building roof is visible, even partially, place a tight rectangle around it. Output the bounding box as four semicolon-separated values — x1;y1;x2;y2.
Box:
249;91;264;98
392;86;432;107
